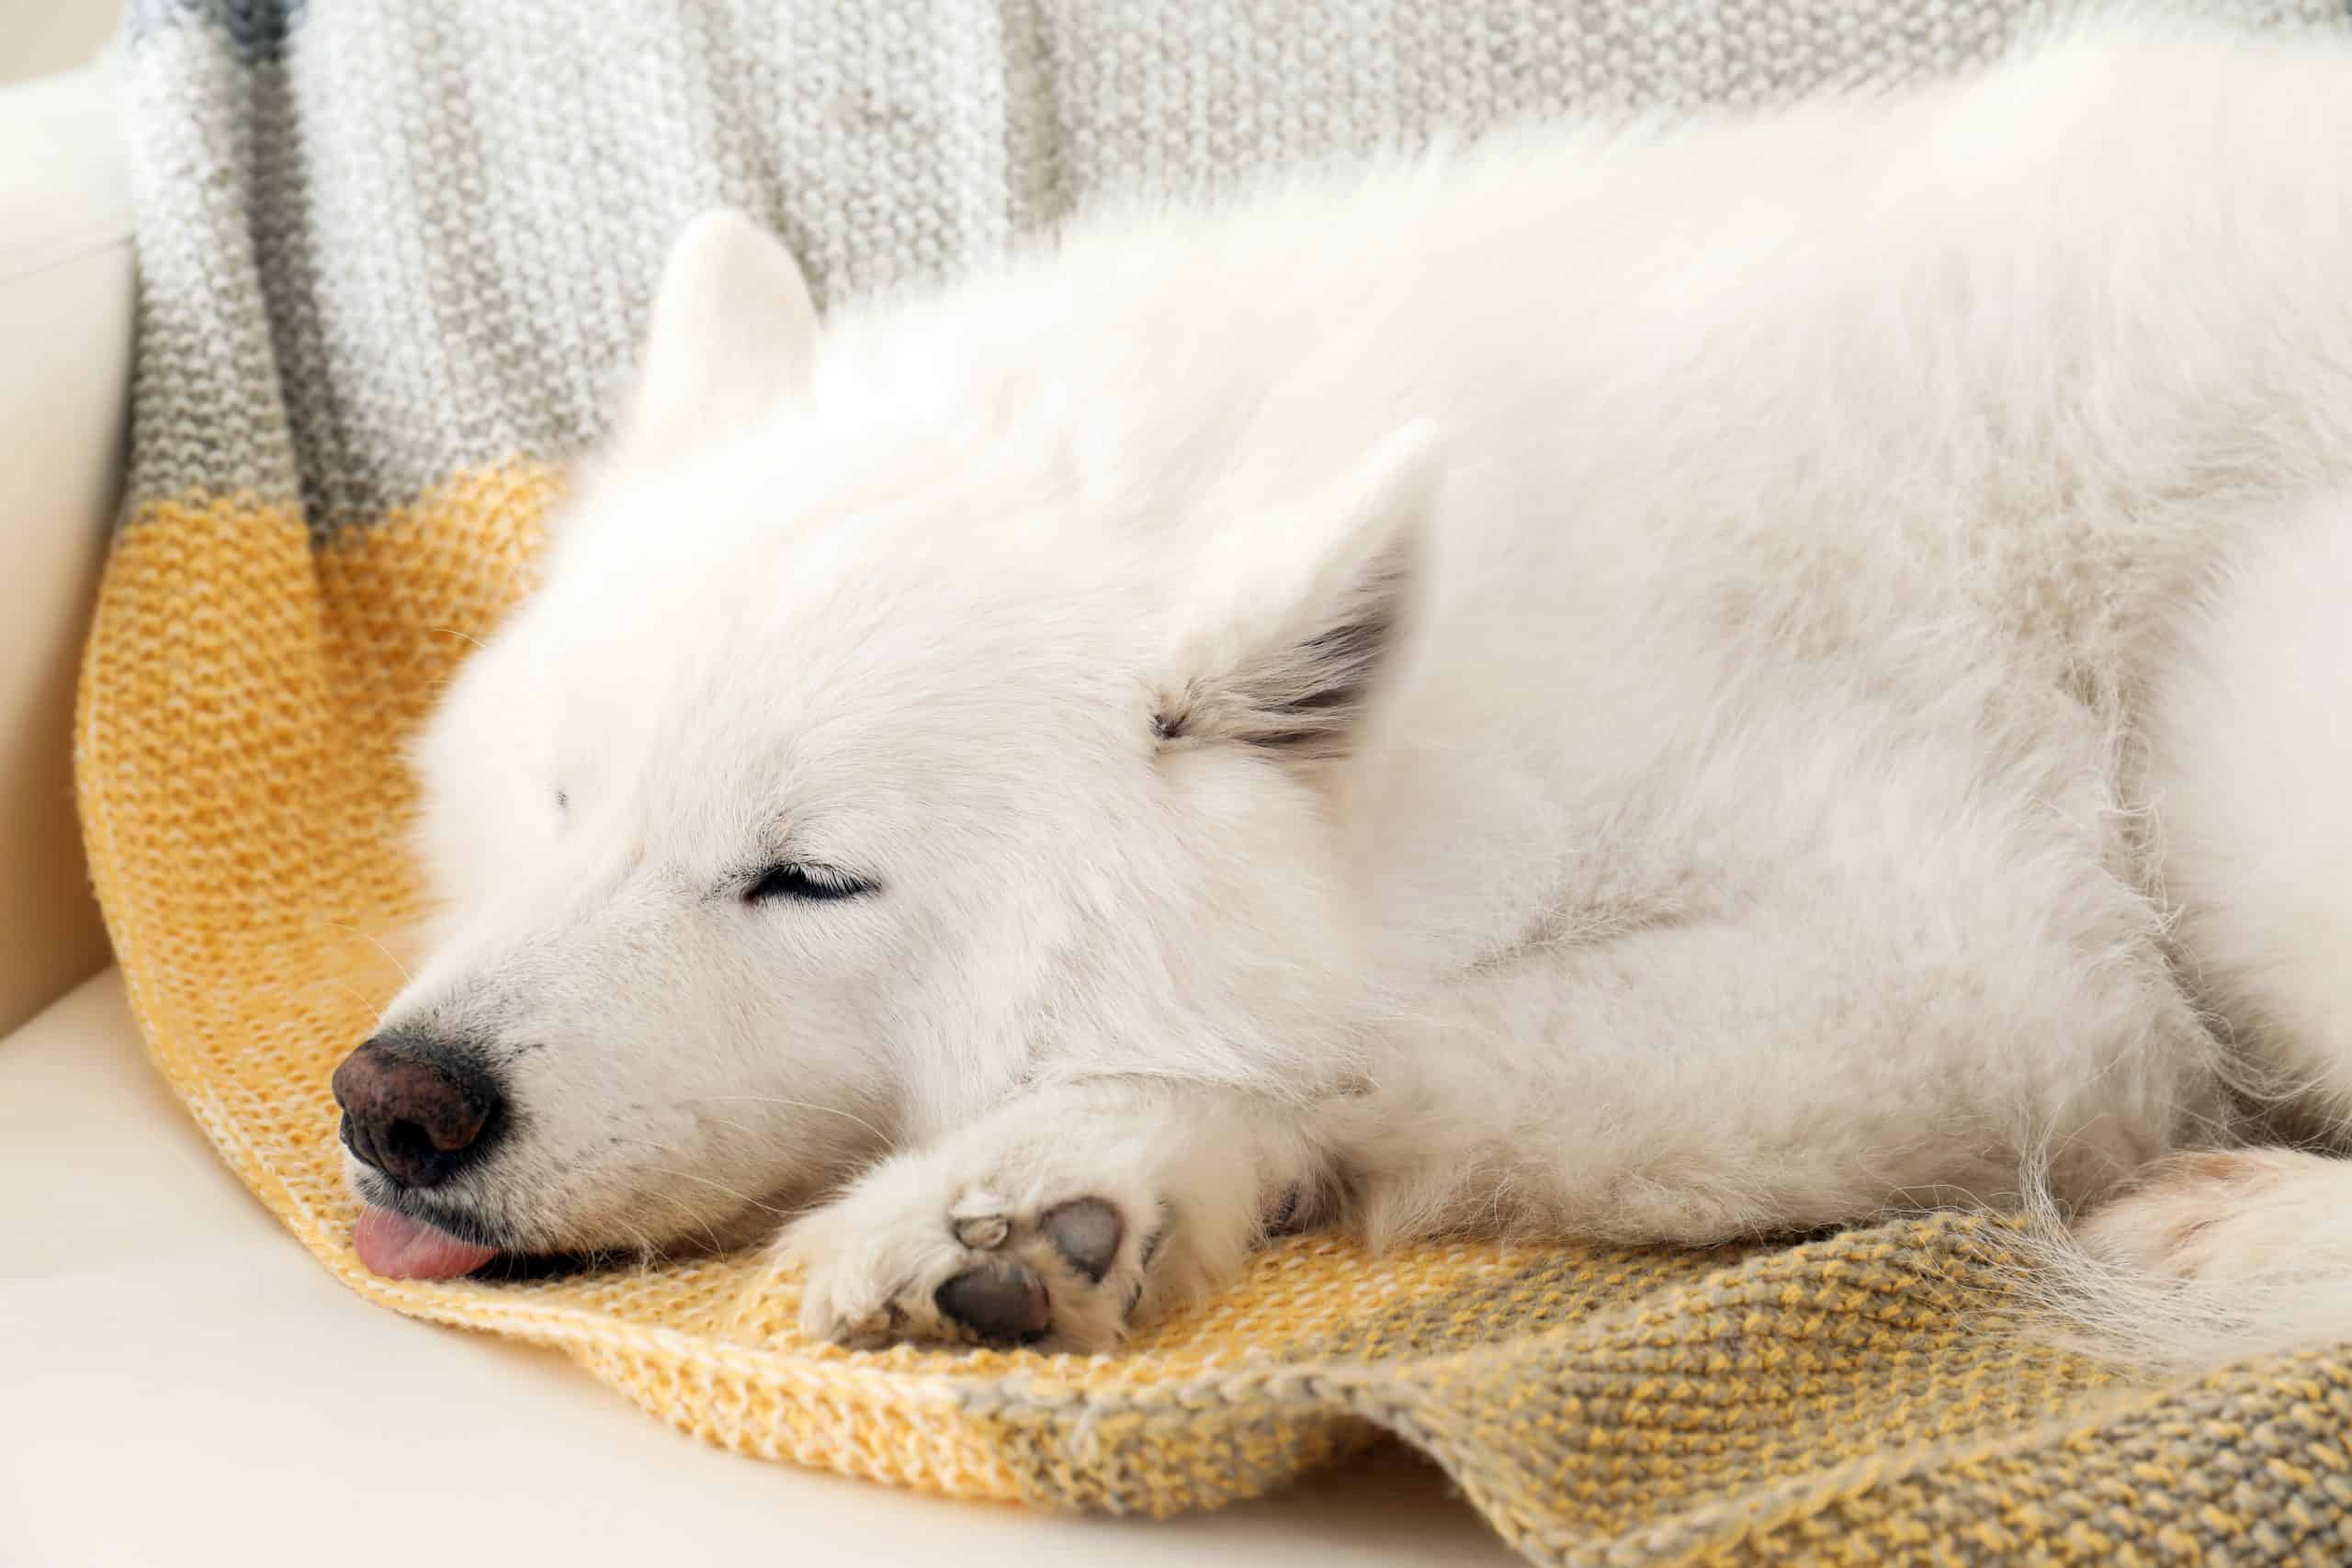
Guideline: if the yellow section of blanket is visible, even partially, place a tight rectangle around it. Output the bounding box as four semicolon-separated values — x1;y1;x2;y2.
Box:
77;472;2352;1565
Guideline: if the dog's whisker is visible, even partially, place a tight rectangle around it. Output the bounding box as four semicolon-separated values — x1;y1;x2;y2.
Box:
614;1216;671;1269
304;914;414;985
634;1183;728;1254
675;1095;888;1145
612;1139;793;1218
701;1114;764;1141
315;973;386;1018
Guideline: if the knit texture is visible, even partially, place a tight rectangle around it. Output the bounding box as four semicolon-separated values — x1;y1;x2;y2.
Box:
85;3;2352;1562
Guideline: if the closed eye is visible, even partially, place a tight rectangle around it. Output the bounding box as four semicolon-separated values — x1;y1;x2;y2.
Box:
743;862;875;905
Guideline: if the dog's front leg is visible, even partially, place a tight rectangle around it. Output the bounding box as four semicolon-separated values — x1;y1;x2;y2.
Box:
783;1080;1326;1352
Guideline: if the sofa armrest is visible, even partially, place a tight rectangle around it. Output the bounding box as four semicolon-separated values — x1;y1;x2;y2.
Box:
0;61;132;1037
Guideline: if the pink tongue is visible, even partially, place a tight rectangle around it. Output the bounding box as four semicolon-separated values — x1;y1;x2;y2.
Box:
354;1205;500;1280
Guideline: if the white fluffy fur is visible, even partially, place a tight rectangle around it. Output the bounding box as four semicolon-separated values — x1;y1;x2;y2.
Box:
361;15;2352;1365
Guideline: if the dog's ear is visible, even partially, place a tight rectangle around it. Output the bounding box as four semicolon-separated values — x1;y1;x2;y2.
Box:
617;208;818;460
1157;423;1441;762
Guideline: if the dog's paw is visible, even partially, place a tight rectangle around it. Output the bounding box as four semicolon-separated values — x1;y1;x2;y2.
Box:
785;1172;1159;1352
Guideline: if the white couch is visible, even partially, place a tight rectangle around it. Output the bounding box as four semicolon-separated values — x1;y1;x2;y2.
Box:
0;64;1516;1568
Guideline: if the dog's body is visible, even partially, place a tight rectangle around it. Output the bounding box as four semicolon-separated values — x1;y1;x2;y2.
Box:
338;17;2352;1365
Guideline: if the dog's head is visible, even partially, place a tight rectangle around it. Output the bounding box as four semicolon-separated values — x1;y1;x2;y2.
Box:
335;210;1439;1276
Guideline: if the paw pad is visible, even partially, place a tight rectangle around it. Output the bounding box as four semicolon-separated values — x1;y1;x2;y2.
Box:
933;1257;1052;1344
951;1214;1010;1249
1039;1196;1123;1281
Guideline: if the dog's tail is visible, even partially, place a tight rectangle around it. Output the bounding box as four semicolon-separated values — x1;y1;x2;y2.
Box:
2009;1147;2352;1377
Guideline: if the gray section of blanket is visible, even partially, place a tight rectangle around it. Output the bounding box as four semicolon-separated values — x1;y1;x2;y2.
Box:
118;0;2349;534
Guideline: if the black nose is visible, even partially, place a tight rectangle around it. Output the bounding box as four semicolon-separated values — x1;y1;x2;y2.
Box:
332;1033;504;1190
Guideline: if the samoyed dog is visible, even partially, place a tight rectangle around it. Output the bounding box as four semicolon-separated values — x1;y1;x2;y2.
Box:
334;16;2352;1365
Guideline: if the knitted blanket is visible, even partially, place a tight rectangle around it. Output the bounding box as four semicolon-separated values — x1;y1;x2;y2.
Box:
85;3;2352;1562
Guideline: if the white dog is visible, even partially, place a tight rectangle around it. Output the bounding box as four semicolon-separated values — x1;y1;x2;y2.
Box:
331;15;2352;1370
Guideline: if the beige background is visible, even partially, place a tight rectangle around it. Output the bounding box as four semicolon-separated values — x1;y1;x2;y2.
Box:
0;0;119;85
